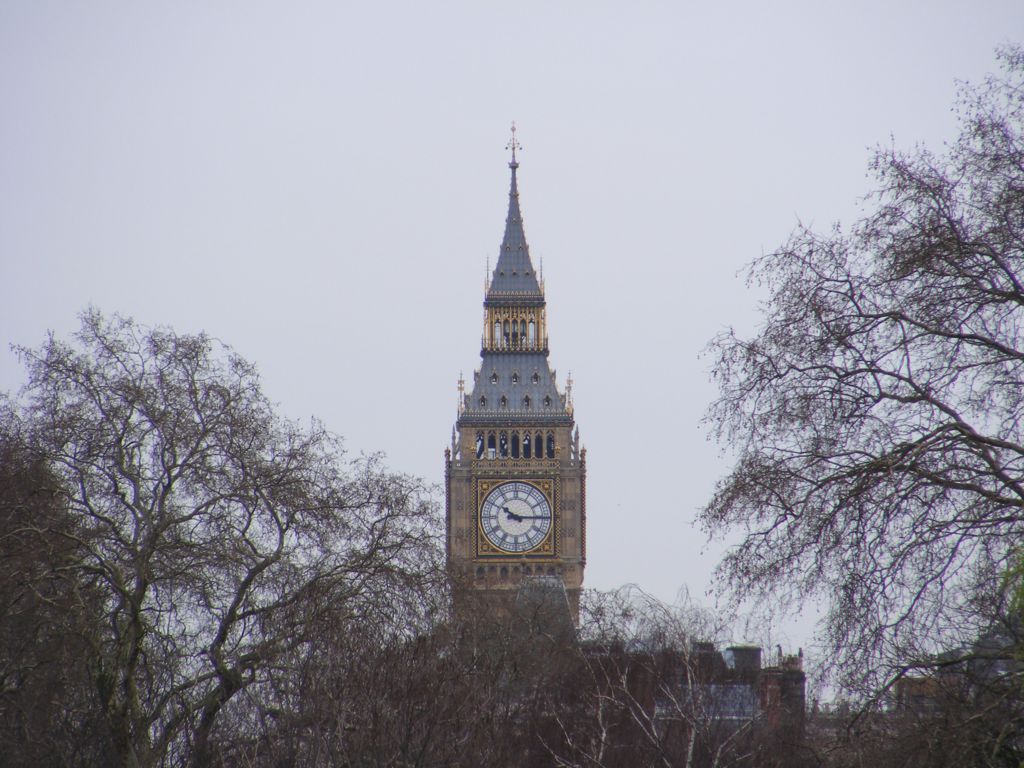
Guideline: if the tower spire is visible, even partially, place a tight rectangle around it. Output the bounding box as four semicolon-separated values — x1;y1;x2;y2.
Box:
506;121;521;168
503;122;523;233
488;123;542;299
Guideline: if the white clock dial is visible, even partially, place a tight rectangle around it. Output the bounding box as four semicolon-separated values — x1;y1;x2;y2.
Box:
480;481;552;553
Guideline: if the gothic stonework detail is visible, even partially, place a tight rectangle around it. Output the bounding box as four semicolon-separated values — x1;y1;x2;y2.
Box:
445;134;585;624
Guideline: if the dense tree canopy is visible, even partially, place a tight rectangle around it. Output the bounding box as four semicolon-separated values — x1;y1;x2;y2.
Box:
703;47;1024;696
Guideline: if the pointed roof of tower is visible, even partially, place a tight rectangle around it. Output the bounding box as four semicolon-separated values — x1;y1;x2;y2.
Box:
460;352;570;425
459;127;571;428
486;124;543;303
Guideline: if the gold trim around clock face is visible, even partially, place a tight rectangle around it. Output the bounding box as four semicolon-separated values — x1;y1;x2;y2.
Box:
476;478;555;557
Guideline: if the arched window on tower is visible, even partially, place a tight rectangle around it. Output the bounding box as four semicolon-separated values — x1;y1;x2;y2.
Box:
520;320;527;345
511;432;520;458
503;320;510;347
546;433;555;459
487;432;496;460
523;395;531;409
528;319;536;346
475;432;484;459
523;433;532;458
493;320;501;347
535;432;543;457
499;432;509;458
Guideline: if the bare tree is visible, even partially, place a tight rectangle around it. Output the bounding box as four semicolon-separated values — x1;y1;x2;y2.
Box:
702;46;1024;697
211;578;592;767
808;655;1024;768
5;310;439;767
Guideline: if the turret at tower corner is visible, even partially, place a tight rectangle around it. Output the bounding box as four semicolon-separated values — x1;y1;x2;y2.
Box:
445;126;586;625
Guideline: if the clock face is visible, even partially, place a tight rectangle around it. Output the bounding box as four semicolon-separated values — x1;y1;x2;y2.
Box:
480;481;552;553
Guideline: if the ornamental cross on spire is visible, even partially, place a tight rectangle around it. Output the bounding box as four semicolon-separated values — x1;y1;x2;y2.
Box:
506;121;521;166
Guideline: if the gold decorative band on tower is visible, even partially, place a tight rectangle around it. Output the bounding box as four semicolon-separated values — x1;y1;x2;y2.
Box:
484;306;547;352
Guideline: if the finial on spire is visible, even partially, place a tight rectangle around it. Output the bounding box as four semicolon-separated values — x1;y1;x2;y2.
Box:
506;121;521;167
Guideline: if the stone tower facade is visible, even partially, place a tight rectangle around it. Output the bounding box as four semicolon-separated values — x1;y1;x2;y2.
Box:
445;134;585;623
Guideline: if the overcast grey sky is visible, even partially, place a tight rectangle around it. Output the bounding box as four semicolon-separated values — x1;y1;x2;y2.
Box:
2;2;1021;652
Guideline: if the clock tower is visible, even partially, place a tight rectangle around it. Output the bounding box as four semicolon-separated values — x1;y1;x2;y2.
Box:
446;129;585;624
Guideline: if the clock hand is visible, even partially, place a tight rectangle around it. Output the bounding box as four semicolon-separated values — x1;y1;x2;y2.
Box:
502;506;524;522
502;507;549;522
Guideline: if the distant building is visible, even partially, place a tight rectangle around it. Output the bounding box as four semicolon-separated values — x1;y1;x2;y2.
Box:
585;639;806;761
